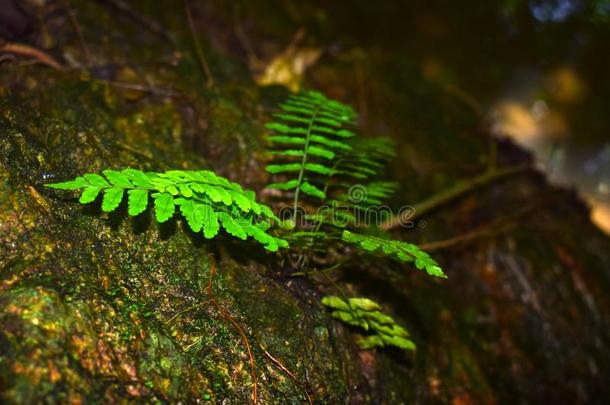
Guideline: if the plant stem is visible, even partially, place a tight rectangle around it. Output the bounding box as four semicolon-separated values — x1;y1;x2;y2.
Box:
380;164;529;230
292;108;318;220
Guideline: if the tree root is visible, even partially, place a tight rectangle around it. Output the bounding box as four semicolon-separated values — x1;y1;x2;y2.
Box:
206;254;257;404
0;42;64;71
260;344;313;405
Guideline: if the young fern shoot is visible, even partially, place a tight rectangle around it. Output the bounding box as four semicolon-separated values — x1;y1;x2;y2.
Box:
322;296;416;351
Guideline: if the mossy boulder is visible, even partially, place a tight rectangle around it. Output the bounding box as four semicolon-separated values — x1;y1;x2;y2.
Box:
0;75;367;403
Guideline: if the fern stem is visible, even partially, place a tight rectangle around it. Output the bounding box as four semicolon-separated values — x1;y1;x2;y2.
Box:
298;161;337;268
380;164;529;230
292;108;319;220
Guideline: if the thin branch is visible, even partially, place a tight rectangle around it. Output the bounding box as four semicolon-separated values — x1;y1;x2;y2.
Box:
418;223;516;251
184;0;215;89
63;0;92;66
98;0;175;45
293;108;318;220
101;80;182;97
381;164;529;230
417;204;535;251
0;42;64;71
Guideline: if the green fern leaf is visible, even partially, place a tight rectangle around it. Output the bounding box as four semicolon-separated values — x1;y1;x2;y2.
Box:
265;90;357;213
214;187;233;206
101;188;124;212
242;222;286;252
265;122;307;135
359;335;385;349
178;184;193;198
380;335;416;351
265;163;302;174
230;192;251;212
123;168;153;188
299;182;326;199
127;189;148;216
103;169;132;188
311;125;354;138
201;205;219;239
153;192;175;223
46;176;88;190
322;295;416;351
321;296;351;311
79;186;102;204
165;185;179;195
267;179;300;190
219;213;247;240
175;198;202;232
341;231;446;278
309;135;352;151
347;297;381;311
83;173;110;187
46;168;287;250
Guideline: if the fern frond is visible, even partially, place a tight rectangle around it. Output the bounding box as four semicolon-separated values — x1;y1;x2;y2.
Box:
47;169;287;251
341;230;446;278
334;137;397;182
265;90;357;206
321;296;416;351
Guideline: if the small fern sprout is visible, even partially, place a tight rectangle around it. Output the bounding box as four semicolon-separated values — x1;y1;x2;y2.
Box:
321;296;416;351
46;169;288;251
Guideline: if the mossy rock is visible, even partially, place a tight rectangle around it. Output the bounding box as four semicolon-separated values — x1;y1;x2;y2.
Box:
0;74;371;403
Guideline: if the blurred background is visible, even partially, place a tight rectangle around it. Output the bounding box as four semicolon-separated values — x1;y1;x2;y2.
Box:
237;0;610;234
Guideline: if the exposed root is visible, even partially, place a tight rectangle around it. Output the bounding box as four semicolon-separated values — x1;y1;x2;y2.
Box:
207;254;257;404
165;299;212;325
260;345;313;405
101;80;182;97
0;43;64;71
419;223;516;251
